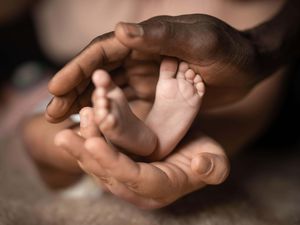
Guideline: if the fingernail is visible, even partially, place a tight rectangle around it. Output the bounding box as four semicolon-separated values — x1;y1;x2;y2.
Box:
193;155;213;175
121;23;144;37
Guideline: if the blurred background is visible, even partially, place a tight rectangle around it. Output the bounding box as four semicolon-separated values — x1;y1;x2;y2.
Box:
0;0;53;135
0;1;299;224
0;0;142;134
0;0;212;135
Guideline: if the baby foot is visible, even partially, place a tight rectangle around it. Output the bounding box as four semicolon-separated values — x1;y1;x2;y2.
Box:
92;70;157;156
146;58;205;159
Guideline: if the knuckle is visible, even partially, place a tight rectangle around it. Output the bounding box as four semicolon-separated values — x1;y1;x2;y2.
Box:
196;23;221;58
143;16;175;44
154;20;176;54
157;20;175;39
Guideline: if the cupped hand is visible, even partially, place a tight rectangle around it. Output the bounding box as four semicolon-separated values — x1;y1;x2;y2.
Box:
46;32;160;123
115;14;263;108
55;107;229;209
46;14;262;123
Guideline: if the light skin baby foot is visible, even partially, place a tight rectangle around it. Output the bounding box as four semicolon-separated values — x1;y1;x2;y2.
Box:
91;70;157;156
146;57;205;160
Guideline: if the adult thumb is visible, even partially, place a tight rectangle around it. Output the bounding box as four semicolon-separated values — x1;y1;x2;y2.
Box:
114;16;222;64
191;152;230;185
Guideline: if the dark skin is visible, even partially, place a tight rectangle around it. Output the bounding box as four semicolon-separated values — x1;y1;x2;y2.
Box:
34;0;300;206
46;0;300;123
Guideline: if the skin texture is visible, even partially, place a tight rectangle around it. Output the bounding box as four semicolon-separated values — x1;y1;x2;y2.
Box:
91;69;158;157
55;107;229;209
46;0;300;122
46;15;257;122
35;1;299;207
91;58;205;159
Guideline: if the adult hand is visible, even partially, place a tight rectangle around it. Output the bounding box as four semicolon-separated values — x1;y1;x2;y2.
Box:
46;32;159;123
55;107;229;209
115;14;263;108
46;14;262;123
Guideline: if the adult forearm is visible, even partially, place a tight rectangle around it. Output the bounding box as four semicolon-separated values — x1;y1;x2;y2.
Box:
244;0;300;76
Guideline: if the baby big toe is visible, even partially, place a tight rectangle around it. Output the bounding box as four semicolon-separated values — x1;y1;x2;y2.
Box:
176;61;189;79
95;108;109;124
92;70;111;88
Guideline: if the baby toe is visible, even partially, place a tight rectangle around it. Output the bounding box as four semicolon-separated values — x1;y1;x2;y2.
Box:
159;58;178;79
92;70;111;88
94;88;107;99
178;61;189;73
193;74;203;83
185;69;196;83
95;108;109;124
94;97;109;108
195;80;205;96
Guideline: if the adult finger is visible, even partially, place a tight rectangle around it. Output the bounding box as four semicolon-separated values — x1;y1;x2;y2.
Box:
84;137;174;199
45;81;94;123
114;15;238;64
46;34;130;123
48;33;128;96
177;134;230;186
55;129;106;178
